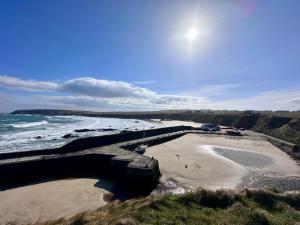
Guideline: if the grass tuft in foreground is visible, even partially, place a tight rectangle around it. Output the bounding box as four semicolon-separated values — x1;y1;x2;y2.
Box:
37;189;300;225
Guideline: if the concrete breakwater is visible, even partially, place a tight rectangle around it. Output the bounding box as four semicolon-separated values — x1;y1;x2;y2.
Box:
0;126;193;191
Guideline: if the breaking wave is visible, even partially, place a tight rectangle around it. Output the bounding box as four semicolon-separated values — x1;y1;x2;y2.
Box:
10;121;49;128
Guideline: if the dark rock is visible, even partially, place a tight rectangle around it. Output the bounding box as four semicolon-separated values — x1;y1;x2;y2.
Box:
62;133;79;139
74;128;117;133
292;145;300;152
120;130;132;134
101;128;117;132
74;129;95;133
35;136;42;139
226;130;242;136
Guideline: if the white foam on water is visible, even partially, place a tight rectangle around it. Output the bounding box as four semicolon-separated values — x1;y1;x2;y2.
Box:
0;115;163;153
10;120;49;128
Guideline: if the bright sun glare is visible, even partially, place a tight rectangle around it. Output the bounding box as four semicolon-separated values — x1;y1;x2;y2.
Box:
185;27;200;42
176;19;211;53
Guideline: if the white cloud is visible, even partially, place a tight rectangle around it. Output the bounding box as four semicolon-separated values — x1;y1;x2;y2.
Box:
43;94;208;111
150;94;208;106
184;84;241;98
291;98;300;105
208;89;300;111
131;80;156;85
0;75;299;112
0;75;155;98
0;75;59;91
42;90;300;111
62;77;155;98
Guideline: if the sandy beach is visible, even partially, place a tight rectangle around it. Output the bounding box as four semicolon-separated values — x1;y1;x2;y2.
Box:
159;119;203;127
145;133;300;191
0;178;113;225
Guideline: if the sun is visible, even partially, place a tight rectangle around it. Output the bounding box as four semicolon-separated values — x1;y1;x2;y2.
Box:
185;27;200;42
174;19;211;54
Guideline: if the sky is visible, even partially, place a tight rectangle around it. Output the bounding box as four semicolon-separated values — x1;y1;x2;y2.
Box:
0;0;299;112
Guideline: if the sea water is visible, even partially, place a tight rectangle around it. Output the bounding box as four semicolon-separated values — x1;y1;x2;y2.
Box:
0;114;162;153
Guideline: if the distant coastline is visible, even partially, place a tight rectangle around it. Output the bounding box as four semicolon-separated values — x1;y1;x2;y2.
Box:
12;109;300;145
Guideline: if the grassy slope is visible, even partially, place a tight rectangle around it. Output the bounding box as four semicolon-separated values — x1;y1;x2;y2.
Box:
39;189;300;225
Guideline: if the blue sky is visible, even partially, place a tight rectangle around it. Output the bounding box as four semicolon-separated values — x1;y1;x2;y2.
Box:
0;0;299;112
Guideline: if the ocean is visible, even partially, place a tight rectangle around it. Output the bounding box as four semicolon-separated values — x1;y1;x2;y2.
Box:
0;114;162;153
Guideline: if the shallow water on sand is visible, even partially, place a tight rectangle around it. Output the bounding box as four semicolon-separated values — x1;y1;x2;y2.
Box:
205;145;273;168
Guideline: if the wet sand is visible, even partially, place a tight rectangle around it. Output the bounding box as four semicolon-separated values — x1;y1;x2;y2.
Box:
145;133;300;191
0;178;113;225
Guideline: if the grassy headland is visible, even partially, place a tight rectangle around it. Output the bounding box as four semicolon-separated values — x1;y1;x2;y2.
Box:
38;189;300;225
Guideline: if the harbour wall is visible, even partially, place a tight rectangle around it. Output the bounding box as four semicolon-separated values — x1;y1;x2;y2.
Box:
0;126;192;191
0;125;192;160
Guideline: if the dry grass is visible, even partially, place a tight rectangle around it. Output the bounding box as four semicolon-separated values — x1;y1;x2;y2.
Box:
34;189;300;225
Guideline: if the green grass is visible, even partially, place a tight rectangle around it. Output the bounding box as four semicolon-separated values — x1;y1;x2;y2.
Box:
38;189;300;225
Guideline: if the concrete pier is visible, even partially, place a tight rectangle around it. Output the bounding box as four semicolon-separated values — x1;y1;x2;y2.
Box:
0;126;194;191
